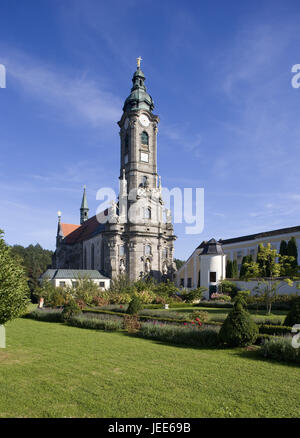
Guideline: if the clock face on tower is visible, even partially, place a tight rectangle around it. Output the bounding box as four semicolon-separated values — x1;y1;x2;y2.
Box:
139;114;150;127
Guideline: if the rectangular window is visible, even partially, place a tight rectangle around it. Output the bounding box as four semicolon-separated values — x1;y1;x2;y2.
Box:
99;281;105;288
119;246;125;256
72;281;78;288
59;281;66;287
180;278;184;287
209;272;216;283
187;278;192;288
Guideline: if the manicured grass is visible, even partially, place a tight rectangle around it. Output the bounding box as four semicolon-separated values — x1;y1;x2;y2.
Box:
0;318;299;418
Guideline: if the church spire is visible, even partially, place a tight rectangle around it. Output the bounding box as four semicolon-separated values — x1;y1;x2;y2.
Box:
122;57;154;113
80;185;89;224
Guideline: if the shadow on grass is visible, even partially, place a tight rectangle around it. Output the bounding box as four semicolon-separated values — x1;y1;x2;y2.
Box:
226;345;300;369
120;330;221;352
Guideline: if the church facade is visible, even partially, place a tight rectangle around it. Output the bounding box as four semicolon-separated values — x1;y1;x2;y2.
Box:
52;60;177;282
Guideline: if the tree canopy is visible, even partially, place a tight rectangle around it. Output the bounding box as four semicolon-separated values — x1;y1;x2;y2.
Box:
0;230;30;325
10;243;53;299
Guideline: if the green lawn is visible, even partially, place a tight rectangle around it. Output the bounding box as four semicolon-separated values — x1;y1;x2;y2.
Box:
0;318;299;418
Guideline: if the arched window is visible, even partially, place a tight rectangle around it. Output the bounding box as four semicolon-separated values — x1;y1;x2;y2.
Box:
91;244;95;270
145;244;151;256
162;247;168;258
144;207;151;220
141;131;149;145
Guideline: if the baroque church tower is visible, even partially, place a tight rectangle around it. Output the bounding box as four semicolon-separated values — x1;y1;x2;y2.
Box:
113;57;176;280
53;58;176;282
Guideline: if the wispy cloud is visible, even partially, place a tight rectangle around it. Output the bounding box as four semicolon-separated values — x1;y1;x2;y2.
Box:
1;47;122;127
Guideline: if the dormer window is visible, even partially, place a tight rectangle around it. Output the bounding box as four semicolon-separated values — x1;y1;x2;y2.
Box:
141;131;149;145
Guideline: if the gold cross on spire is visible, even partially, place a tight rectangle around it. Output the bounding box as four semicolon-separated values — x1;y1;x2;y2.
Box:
137;56;142;68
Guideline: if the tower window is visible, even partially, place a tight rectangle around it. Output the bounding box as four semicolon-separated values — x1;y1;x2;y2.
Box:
144;207;151;220
141;131;149;145
119;245;125;256
145;245;151;256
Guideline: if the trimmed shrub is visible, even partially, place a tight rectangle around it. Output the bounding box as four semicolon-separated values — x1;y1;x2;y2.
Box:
68;315;122;331
24;308;63;323
219;300;259;347
284;296;300;327
140;309;188;320
258;324;292;336
260;337;300;364
127;296;143;315
139;322;219;347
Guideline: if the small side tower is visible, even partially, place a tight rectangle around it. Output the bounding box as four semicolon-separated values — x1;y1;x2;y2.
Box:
80;185;89;224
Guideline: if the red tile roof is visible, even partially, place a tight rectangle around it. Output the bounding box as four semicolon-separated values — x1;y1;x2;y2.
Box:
63;211;108;244
61;223;80;237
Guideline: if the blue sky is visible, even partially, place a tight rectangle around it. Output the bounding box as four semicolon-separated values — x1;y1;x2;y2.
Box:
1;0;300;260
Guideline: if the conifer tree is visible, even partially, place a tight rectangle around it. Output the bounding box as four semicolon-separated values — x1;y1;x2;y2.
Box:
287;237;298;270
232;260;239;278
279;240;288;256
226;259;233;278
219;296;258;347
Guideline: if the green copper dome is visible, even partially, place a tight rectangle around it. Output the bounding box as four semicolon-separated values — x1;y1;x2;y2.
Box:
123;67;154;113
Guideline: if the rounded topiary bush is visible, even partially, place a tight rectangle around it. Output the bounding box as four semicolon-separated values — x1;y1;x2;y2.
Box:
284;296;300;327
219;299;259;347
127;296;143;315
